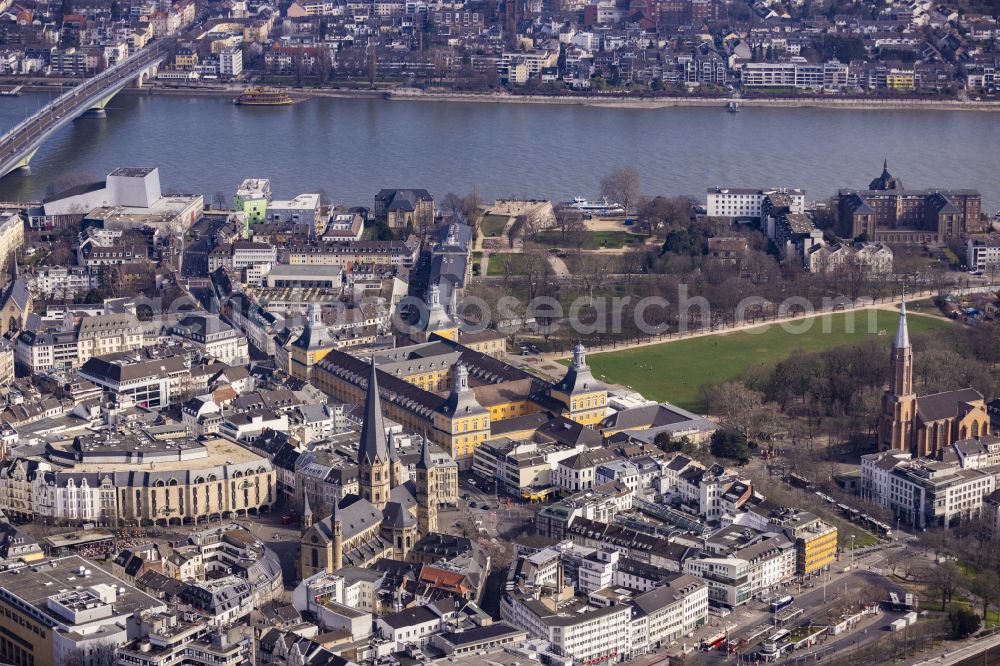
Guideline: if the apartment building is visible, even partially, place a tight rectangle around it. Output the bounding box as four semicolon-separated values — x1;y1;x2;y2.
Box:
0;210;24;271
116;612;251;666
741;59;850;90
967;238;1000;272
29;266;99;299
15;313;145;373
630;575;709;656
285;240;418;268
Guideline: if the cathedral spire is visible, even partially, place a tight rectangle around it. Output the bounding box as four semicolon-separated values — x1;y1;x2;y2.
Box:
358;356;389;465
895;294;910;349
302;492;313;529
417;430;432;470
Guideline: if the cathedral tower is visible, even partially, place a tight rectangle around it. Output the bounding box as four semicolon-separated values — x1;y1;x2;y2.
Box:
879;300;916;451
358;357;391;509
416;434;438;536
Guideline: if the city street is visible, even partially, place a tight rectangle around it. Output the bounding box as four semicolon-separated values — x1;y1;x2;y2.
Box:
665;548;910;664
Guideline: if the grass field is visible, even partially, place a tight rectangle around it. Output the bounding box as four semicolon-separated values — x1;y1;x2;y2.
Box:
533;230;644;249
481;214;510;237
487;253;526;276
584;309;951;411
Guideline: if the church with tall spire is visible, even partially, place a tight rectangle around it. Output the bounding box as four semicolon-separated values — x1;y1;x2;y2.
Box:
298;356;441;580
878;299;989;458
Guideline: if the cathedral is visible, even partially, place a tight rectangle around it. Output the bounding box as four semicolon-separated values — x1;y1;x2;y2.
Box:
878;301;990;458
298;357;440;580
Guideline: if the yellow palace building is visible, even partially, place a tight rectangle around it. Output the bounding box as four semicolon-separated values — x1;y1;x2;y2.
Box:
312;339;607;468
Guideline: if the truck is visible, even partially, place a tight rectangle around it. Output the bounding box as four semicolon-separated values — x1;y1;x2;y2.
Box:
889;619;907;632
903;611;918;626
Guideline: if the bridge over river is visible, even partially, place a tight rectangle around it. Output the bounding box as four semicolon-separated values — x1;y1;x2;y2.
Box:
0;38;174;179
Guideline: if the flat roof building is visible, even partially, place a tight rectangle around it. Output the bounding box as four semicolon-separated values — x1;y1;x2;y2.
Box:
0;555;168;666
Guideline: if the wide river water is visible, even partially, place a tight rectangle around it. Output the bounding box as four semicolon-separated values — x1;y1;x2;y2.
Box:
1;91;999;210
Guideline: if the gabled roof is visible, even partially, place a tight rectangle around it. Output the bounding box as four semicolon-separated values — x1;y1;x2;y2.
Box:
917;388;983;422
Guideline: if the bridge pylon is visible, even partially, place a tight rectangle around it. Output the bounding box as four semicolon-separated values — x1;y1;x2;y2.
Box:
0;147;37;178
85;91;120;117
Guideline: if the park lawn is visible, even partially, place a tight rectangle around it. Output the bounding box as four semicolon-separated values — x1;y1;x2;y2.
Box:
533;230;643;249
583;309;951;412
487;253;526;276
589;230;645;248
481;214;509;237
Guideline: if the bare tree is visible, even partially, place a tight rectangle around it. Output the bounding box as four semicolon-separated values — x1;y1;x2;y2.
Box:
575;253;615;303
638;195;693;238
600;166;641;216
212;191;227;211
553;204;585;241
935;561;963;611
64;642;117;666
317;47;332;86
294;46;307;86
620;247;647;288
704;382;779;445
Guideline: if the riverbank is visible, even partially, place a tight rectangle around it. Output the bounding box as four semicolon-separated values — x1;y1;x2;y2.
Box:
144;84;1000;112
4;77;1000;112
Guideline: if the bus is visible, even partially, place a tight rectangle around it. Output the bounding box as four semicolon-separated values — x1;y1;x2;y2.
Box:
700;632;727;651
770;595;794;613
760;629;791;656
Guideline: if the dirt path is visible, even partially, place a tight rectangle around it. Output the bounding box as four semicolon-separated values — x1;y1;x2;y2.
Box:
547;255;569;276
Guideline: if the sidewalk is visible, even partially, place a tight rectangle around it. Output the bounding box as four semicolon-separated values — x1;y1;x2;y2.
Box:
540;285;1000;364
908;630;1000;665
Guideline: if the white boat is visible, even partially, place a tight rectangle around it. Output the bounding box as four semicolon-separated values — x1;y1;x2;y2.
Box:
569;196;625;215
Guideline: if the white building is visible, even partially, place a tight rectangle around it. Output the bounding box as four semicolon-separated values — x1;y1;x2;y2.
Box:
30;266;99;299
500;593;632;664
267;193;321;229
33;473;118;524
683;557;752;608
967;239;1000;272
170;315;249;366
376;605;445;650
741;59;850;90
595;460;641;496
219;46;243;78
44;167;161;216
554;448;622;492
232;241;277;268
629;575;708;656
861;451;997;529
15;313;146;374
706;187;805;219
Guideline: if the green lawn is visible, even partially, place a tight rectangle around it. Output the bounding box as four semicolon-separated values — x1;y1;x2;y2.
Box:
487;253;526;276
584;309;951;411
481;214;510;237
533;230;644;249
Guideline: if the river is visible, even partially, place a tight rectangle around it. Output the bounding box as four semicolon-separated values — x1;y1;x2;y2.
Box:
1;90;999;211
